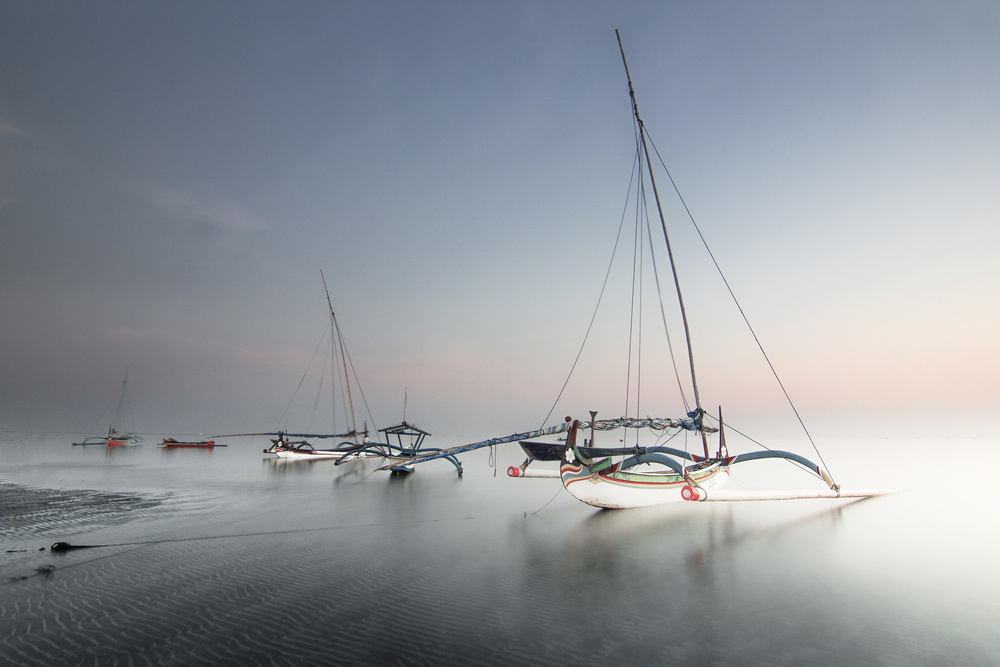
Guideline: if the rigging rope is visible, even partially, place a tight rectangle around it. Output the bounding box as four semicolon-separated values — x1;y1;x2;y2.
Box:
642;129;835;484
537;149;641;431
84;383;120;438
307;339;330;433
625;149;650;446
272;273;383;444
275;321;329;431
641;169;691;414
335;330;381;441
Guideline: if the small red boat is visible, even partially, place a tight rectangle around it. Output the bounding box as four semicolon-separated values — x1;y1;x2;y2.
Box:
73;429;143;447
159;438;222;448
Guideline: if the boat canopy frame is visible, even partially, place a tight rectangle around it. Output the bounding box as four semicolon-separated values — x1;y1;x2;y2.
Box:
339;421;463;474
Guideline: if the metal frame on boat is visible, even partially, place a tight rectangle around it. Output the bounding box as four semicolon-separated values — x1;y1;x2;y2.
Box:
365;422;463;474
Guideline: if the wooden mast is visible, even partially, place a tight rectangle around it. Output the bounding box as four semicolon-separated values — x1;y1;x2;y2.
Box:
616;30;708;457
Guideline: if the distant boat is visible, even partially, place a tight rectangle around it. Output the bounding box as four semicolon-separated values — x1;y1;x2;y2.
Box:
252;272;396;466
267;422;463;473
249;277;463;474
73;428;143;447
159;438;221;448
73;373;143;447
264;431;377;460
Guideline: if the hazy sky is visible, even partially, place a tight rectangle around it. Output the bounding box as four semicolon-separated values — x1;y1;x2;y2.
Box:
2;1;997;441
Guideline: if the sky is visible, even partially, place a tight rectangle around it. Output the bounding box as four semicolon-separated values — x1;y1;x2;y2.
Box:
1;1;998;443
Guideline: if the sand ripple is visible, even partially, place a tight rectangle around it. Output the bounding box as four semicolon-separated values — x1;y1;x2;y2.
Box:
0;483;164;539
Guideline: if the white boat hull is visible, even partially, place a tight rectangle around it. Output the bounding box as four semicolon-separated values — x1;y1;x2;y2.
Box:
560;459;730;509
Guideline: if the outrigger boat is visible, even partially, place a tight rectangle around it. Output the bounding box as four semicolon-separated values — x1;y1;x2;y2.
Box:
264;430;381;461
159;438;221;448
247;274;390;463
73;373;143;447
261;422;462;474
74;428;143;447
376;32;893;508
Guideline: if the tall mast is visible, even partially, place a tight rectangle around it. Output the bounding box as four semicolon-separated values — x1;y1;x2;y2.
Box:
113;368;129;432
616;29;703;415
321;270;358;438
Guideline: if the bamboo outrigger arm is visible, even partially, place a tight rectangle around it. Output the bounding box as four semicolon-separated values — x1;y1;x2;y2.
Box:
374;415;703;472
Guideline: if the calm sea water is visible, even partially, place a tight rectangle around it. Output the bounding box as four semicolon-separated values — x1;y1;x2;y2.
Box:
1;433;998;665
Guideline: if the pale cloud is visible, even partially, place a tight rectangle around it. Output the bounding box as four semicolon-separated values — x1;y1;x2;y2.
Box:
151;187;266;232
0;116;22;137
